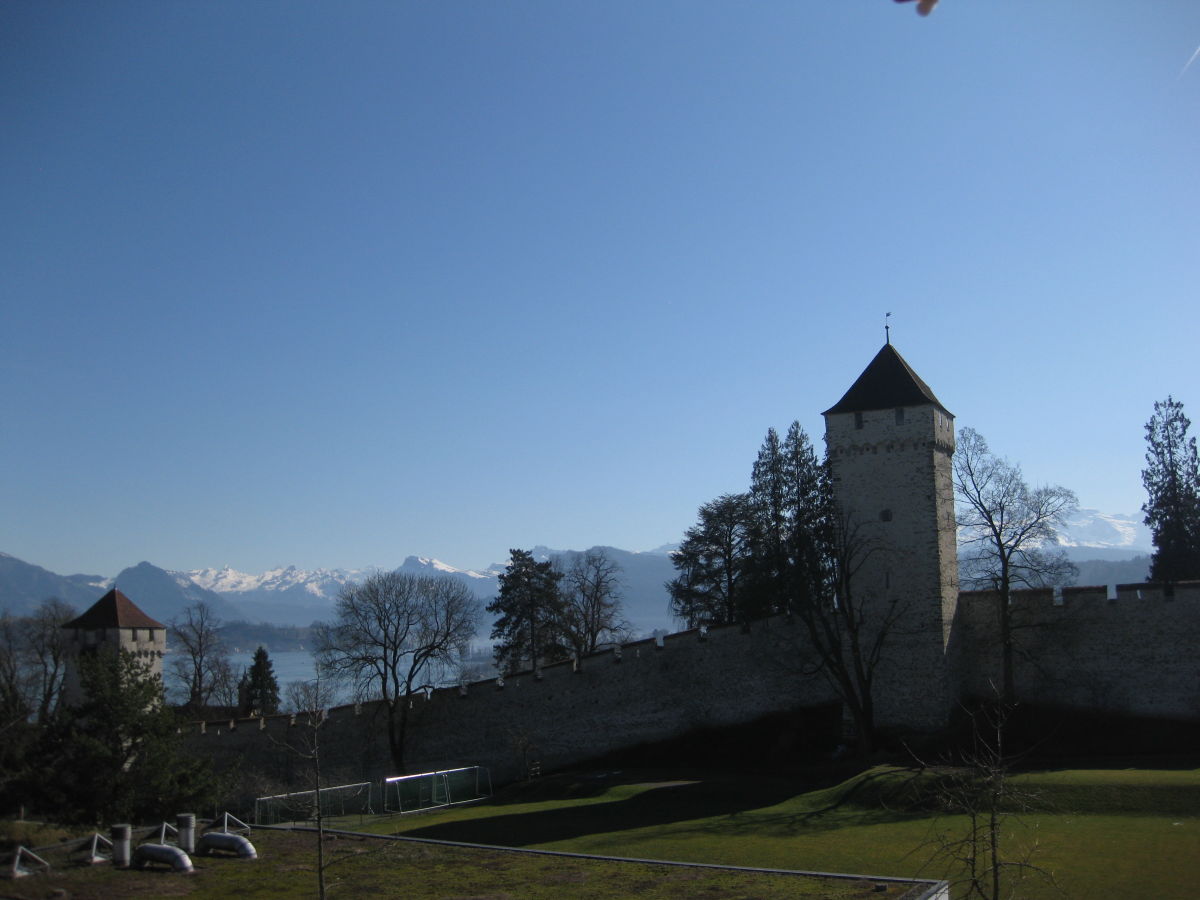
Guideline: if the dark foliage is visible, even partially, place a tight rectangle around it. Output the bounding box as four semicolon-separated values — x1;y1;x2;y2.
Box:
1142;396;1200;583
23;648;216;825
487;550;567;673
239;645;281;716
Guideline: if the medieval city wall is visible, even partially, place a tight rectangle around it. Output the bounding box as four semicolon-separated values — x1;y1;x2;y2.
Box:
184;581;1200;796
185;617;840;789
951;580;1200;720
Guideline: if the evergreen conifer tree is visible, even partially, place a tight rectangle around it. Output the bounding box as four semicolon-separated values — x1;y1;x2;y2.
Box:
239;645;281;716
667;494;755;627
1142;396;1200;583
745;422;830;617
487;549;567;673
30;648;215;824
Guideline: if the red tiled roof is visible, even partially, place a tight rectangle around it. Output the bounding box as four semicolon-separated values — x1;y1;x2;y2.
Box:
62;588;165;630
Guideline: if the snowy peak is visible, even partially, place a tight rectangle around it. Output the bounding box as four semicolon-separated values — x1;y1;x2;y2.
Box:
1057;509;1151;552
405;556;496;581
183;565;366;598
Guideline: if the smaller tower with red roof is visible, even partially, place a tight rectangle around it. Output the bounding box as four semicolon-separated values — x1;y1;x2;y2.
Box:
61;588;167;705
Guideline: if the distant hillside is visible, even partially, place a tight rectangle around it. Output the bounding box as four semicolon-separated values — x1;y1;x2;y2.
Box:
1;528;1159;637
405;547;678;637
108;561;244;624
530;546;677;635
0;552;108;616
1072;555;1151;590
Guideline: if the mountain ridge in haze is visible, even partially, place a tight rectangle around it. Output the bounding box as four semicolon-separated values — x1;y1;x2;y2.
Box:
0;508;1154;628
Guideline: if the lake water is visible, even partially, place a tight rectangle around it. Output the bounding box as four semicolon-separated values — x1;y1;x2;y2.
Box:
228;649;321;687
226;649;354;706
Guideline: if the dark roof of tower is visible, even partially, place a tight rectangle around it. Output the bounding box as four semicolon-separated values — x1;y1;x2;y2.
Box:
62;588;165;630
823;343;951;416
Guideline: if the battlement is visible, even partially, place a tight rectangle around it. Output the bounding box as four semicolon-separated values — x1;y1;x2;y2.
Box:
958;580;1200;614
953;580;1200;721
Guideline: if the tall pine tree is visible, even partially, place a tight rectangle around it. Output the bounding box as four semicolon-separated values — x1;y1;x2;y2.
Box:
1142;396;1200;583
487;549;567;673
668;494;756;627
746;422;831;617
239;645;280;716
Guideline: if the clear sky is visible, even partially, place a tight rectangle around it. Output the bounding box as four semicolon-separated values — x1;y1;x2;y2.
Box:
3;1;1198;577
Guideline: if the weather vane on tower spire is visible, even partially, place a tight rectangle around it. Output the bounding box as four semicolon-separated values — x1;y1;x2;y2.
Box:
885;311;892;345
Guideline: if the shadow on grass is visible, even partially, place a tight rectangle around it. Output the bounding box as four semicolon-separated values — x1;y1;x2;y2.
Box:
399;769;929;847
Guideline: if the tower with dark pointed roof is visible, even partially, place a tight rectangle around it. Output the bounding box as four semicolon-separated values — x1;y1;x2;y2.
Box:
823;343;958;732
61;587;167;706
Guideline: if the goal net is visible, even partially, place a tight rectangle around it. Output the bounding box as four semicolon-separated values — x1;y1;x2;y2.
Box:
382;766;492;814
254;781;373;825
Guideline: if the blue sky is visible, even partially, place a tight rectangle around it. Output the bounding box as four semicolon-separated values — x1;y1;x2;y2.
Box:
3;1;1198;577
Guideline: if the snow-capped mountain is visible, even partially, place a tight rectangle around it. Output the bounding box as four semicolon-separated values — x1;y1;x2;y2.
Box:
1057;509;1151;553
185;564;367;599
1;511;1156;630
398;556;499;583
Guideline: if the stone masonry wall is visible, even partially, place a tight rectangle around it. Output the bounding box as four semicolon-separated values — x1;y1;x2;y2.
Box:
824;403;959;732
951;580;1200;720
186;580;1200;800
186;617;840;791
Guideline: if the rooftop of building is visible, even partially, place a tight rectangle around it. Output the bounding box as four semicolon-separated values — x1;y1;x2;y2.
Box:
62;587;166;630
823;342;951;417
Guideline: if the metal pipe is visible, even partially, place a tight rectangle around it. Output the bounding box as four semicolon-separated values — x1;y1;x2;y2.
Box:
110;824;131;868
131;843;193;873
176;813;196;854
131;844;192;873
196;831;257;859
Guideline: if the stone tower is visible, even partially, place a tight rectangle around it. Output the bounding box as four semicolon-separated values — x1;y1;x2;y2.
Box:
61;587;167;706
822;343;958;732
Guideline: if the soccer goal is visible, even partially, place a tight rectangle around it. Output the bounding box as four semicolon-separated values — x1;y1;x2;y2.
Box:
382;766;492;815
254;781;373;825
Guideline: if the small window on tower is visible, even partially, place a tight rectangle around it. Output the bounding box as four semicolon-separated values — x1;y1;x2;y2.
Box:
854;411;864;429
880;509;893;522
895;407;905;425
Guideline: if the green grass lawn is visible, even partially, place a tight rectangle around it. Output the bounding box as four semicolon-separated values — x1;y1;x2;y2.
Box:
6;764;1197;898
0;827;921;899
358;764;1200;899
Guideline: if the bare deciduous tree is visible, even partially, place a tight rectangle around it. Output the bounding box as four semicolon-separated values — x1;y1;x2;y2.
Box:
281;672;336;900
315;571;480;773
0;609;30;735
790;511;902;757
557;549;629;658
919;701;1059;899
953;428;1078;704
23;598;75;722
169;601;234;713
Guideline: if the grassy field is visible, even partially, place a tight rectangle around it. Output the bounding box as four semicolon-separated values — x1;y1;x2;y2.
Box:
4;764;1197;898
363;764;1200;899
0;826;924;899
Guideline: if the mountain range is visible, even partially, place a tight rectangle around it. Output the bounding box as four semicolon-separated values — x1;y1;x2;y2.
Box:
0;508;1153;634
